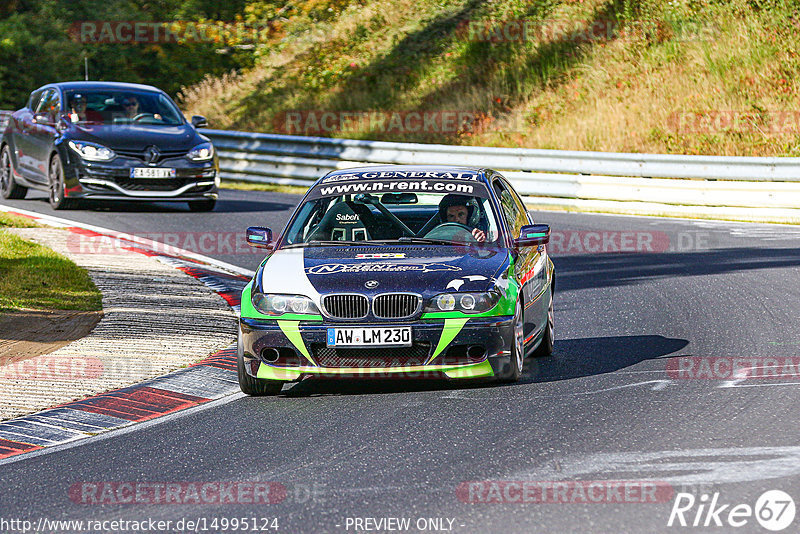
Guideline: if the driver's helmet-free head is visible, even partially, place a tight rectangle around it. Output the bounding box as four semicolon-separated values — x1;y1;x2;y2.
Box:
439;194;476;223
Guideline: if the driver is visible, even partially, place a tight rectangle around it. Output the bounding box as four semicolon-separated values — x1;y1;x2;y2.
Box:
438;194;486;242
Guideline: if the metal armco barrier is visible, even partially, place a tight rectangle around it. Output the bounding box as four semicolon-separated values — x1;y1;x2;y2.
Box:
0;111;11;144
2;109;799;222
204;128;800;222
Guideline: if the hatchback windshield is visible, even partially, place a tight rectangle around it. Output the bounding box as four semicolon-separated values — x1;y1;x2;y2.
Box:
63;89;185;126
283;182;501;246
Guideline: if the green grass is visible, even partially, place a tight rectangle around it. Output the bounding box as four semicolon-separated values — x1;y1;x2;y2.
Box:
181;0;800;156
0;212;41;228
221;179;310;195
0;231;102;312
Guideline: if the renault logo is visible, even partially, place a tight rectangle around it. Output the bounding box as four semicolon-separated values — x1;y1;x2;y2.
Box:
145;146;160;165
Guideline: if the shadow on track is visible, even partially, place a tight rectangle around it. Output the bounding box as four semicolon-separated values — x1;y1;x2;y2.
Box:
554;248;800;291
521;334;689;384
278;335;688;397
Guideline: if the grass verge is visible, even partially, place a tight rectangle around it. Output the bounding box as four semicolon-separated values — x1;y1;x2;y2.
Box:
0;222;102;312
221;179;310;195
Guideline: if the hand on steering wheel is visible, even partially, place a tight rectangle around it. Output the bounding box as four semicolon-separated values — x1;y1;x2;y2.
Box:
424;222;481;243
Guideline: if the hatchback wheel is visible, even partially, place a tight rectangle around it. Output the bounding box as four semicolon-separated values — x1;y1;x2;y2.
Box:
0;145;27;200
48;155;75;210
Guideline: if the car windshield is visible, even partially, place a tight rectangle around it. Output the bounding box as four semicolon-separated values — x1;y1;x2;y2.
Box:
283;179;501;246
63;89;185;126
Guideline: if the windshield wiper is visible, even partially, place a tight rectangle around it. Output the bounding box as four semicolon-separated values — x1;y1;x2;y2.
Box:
395;237;463;246
285;240;379;248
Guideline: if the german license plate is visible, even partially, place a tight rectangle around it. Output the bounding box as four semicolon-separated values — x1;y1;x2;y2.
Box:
327;327;411;347
130;167;176;178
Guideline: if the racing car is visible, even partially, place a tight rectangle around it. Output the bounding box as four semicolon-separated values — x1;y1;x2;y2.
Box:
238;165;555;395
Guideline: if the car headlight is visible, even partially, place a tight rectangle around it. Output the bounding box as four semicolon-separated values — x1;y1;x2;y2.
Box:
68;141;115;162
251;292;320;316
425;291;500;314
186;142;214;162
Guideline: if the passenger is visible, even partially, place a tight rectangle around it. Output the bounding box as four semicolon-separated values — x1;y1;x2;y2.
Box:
69;94;102;123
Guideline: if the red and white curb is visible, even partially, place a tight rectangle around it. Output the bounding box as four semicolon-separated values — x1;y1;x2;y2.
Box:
0;205;255;462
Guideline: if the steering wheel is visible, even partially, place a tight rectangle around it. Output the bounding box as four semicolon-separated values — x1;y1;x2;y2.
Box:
423;222;477;243
132;113;156;122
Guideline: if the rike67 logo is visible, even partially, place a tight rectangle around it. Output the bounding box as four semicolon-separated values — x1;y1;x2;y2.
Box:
668;490;795;531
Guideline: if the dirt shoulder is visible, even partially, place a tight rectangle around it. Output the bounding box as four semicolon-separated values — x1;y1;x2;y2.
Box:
0;309;102;365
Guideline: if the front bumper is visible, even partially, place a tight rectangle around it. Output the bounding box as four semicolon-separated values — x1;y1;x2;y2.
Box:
238;315;515;381
61;147;219;201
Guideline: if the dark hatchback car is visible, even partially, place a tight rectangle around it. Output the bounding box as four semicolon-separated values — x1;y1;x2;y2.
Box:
0;81;219;211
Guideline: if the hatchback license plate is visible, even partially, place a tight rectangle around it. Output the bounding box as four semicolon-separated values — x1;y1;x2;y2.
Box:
131;167;176;178
327;327;411;347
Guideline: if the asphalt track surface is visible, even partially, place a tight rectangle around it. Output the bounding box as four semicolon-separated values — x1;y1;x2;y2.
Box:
2;189;800;533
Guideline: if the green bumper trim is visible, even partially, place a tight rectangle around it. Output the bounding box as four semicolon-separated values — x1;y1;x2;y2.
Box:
443;360;494;379
256;360;494;379
426;317;469;364
257;364;302;381
277;320;317;366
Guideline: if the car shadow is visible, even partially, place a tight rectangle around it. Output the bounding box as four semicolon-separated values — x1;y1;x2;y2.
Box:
520;334;689;384
279;334;688;397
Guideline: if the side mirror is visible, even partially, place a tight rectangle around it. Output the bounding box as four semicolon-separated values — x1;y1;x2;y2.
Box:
191;115;208;128
246;226;273;249
514;224;550;248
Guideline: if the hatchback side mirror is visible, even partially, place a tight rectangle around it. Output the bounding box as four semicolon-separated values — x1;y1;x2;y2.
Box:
246;227;273;249
191;115;208;128
514;224;550;248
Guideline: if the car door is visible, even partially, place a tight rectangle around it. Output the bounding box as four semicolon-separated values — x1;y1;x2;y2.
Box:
492;175;544;341
26;88;61;184
13;89;46;181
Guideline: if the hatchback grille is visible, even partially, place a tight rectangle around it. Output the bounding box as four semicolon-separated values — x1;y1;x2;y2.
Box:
311;343;431;368
115;148;188;163
373;293;421;319
322;294;368;319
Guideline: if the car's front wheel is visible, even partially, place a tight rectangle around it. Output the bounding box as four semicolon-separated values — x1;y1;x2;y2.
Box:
498;298;524;383
0;145;27;200
188;199;216;212
531;289;554;357
48;155;76;210
237;349;284;396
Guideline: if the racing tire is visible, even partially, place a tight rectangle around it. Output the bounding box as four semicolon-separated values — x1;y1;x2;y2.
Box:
188;199;216;212
531;289;554;358
498;298;524;383
48;155;76;210
0;145;27;200
237;349;284;396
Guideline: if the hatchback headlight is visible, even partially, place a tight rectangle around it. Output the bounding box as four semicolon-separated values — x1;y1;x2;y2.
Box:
425;292;500;314
68;141;115;162
186;142;214;162
251;292;320;316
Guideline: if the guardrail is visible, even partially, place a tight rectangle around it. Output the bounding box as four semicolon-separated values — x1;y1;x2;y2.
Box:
2;108;798;222
205;128;800;223
0;111;11;144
